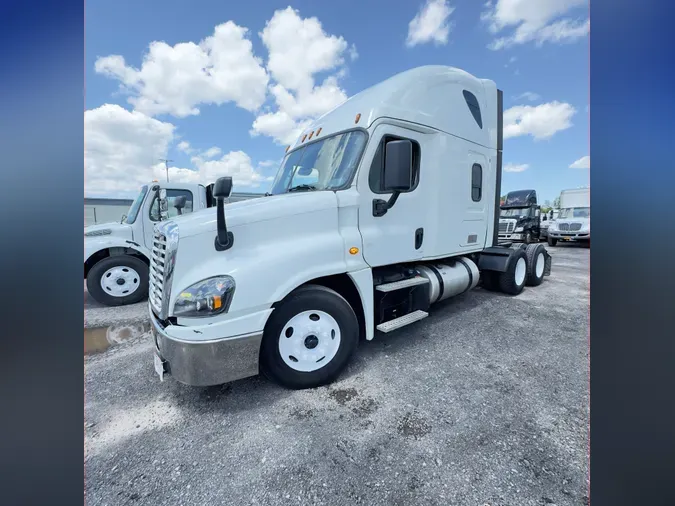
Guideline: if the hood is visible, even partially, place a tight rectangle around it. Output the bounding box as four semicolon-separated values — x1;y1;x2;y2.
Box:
168;191;339;239
84;222;133;239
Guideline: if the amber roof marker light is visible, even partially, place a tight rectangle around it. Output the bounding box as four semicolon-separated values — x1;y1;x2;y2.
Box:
355;113;361;124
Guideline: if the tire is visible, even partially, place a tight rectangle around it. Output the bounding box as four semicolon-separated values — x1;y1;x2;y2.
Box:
497;249;528;296
86;255;149;306
524;231;533;244
480;271;499;292
260;284;359;390
525;243;547;287
547;236;557;247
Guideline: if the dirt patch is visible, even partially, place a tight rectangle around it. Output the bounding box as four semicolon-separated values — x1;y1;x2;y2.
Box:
329;387;359;405
289;407;315;420
397;411;431;439
351;397;378;417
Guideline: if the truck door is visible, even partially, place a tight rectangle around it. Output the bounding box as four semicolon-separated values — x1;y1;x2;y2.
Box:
357;124;428;267
142;188;196;250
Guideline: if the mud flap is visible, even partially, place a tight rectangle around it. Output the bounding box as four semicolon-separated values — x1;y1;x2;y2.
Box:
544;250;552;276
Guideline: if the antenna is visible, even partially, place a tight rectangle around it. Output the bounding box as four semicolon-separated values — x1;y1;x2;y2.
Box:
159;159;173;183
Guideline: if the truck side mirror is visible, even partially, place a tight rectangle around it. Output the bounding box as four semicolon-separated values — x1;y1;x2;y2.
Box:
213;177;233;199
158;188;169;220
173;195;187;215
383;140;414;192
213;177;234;251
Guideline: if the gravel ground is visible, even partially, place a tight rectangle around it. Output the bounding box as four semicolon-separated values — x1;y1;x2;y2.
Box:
84;245;589;506
85;282;148;329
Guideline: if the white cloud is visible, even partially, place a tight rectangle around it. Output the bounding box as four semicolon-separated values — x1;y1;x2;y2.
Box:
190;151;274;187
177;141;193;154
569;155;590;169
503;163;529;173
481;0;589;50
513;91;541;102
406;0;455;47
85;104;269;196
201;147;222;159
85;104;177;195
94;21;269;118
251;7;352;145
260;7;348;92
504;101;576;140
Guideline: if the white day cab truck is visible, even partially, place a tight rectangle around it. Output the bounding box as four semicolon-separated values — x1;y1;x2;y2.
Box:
148;66;553;390
547;187;590;247
85;182;228;306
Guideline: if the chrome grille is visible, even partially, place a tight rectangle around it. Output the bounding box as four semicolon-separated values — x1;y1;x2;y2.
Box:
498;222;515;233
148;221;179;319
149;231;167;315
558;223;570;231
570;222;582;231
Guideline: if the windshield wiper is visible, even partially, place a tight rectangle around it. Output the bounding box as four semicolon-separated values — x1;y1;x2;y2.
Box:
287;184;317;193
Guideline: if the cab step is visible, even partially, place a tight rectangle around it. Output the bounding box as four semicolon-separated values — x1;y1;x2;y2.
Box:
376;310;429;333
375;276;429;293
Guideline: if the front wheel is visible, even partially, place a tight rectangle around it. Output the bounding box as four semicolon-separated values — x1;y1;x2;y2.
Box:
524;231;533;244
547;236;558;247
260;284;359;389
86;255;149;306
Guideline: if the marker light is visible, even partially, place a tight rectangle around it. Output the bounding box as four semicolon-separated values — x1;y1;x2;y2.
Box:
349;247;359;255
316;128;322;136
355;113;361;124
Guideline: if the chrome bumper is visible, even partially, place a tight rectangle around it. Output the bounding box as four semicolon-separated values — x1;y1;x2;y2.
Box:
548;231;590;241
498;232;523;241
150;313;263;387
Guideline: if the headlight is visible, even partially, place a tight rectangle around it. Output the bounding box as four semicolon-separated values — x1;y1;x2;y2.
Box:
514;226;524;232
581;223;590;232
549;223;557;231
173;276;235;318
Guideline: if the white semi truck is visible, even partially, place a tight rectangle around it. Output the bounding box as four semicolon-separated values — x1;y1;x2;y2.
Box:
547;187;590;247
148;66;553;390
85;182;232;306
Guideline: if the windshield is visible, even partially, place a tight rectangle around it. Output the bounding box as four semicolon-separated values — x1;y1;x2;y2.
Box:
559;207;590;219
124;185;148;224
501;208;530;218
269;130;368;195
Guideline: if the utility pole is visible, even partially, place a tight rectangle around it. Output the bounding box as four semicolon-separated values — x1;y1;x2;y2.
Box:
159;159;173;182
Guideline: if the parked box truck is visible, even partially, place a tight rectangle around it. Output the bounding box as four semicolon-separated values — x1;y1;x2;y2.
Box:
547;187;590;247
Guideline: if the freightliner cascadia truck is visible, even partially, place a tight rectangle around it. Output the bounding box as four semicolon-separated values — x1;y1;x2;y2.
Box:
148;66;553;390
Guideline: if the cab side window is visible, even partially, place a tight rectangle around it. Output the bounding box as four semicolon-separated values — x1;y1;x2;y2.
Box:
369;135;421;194
149;189;194;221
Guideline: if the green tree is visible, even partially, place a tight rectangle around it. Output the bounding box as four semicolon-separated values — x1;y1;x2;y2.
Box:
553;196;561;208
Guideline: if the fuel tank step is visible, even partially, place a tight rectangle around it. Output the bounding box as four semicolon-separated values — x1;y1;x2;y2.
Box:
375;276;429;293
376;310;429;333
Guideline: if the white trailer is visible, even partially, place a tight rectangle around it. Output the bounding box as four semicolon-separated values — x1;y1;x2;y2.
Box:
547;188;590;247
147;66;553;390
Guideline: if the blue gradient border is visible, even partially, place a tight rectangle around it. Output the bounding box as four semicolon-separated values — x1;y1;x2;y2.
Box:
590;1;675;505
0;1;84;504
0;0;674;503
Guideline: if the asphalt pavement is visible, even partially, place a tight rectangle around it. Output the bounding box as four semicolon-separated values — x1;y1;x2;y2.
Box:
84;244;589;506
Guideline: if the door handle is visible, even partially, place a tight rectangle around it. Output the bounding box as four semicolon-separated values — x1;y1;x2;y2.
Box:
415;228;424;250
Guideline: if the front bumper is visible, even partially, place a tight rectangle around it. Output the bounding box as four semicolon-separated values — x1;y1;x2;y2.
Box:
150;312;263;387
548;231;590;241
499;232;523;241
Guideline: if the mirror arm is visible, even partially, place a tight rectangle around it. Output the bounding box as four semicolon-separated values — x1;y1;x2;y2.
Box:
214;198;234;252
372;190;400;217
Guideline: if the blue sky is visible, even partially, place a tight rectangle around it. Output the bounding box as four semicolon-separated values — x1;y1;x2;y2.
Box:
85;0;589;204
